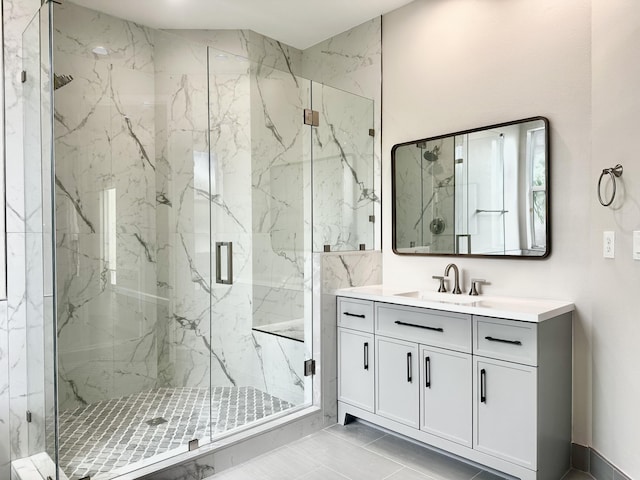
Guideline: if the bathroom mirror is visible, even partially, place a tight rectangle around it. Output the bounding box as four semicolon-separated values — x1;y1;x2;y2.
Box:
392;117;549;258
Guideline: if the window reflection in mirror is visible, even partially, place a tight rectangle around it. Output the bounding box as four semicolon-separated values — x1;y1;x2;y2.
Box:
392;117;549;258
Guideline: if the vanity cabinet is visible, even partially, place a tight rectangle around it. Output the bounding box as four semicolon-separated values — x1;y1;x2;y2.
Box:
421;345;472;447
375;336;419;428
338;328;374;412
337;298;375;412
336;292;573;480
473;356;537;468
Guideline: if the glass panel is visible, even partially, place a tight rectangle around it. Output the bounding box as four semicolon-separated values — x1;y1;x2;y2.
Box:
242;51;312;430
467;130;505;255
23;3;46;463
51;3;211;477
312;84;375;252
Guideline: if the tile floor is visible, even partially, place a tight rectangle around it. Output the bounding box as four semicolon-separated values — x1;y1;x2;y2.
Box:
207;421;595;480
58;386;293;479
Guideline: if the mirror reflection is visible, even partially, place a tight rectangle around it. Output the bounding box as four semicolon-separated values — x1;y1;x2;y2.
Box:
392;117;549;258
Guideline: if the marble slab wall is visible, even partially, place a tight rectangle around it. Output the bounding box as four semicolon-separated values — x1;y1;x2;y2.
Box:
302;18;382;251
53;2;160;410
3;0;44;469
311;84;375;251
0;301;10;479
313;250;382;425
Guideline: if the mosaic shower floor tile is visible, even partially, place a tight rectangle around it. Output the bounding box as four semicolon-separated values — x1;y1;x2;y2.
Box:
58;386;294;479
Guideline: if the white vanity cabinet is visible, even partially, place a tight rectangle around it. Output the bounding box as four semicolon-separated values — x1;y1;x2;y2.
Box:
375;336;419;427
338;328;374;412
421;345;472;447
336;290;574;480
337;298;375;412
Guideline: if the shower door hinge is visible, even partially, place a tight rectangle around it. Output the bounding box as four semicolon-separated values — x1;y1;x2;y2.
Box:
303;109;319;127
26;410;32;423
369;129;375;137
369;215;375;223
21;71;26;83
304;359;316;376
188;439;199;451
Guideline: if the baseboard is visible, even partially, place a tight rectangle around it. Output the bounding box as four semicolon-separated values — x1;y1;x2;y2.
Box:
572;444;632;480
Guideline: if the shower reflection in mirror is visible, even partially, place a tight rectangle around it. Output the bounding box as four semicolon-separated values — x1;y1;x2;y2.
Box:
392;117;549;258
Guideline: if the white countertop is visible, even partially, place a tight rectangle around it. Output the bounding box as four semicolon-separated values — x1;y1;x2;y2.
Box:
336;285;574;322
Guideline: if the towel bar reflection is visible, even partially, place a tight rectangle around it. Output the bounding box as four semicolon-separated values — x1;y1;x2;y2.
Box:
598;164;623;207
216;242;233;284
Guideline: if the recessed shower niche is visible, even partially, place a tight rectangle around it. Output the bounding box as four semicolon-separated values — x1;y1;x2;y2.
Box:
19;1;377;478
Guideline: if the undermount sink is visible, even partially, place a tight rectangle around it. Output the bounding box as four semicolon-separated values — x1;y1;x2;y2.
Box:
394;290;479;305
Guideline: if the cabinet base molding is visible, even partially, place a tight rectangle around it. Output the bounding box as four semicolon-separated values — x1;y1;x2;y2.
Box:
338;401;554;480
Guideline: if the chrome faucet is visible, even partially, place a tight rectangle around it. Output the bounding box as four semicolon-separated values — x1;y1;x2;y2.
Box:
444;263;462;294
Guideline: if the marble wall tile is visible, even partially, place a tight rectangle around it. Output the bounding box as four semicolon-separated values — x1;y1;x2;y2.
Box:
7;232;28;461
312;84;376;251
245;30;303;78
302;18;382;251
53;2;154;74
25;232;45;455
312;250;382;426
4;0;40;233
0;301;10;478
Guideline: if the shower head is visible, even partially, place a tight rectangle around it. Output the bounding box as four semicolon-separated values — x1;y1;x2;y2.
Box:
54;73;74;90
423;145;440;162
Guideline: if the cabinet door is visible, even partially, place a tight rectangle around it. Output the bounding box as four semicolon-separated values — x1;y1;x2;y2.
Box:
473;356;537;469
420;346;472;447
376;336;419;428
338;328;374;412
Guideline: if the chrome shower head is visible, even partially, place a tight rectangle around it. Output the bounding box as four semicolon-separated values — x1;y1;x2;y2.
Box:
54;73;74;90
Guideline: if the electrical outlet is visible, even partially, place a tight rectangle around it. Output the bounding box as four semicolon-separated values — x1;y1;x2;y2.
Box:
603;231;615;258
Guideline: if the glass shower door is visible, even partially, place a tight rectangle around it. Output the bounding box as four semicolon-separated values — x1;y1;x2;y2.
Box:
311;84;375;252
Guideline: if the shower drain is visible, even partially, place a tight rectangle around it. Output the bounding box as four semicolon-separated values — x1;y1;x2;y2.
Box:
145;417;168;426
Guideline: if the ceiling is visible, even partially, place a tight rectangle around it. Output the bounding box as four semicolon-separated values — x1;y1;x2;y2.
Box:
71;0;414;50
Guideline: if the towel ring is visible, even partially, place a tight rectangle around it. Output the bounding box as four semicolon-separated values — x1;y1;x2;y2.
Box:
598;164;623;207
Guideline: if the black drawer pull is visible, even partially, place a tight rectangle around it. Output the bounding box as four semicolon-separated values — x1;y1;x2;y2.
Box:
480;368;487;403
485;336;522;346
344;312;365;318
425;356;431;388
395;320;443;332
364;342;369;370
407;352;412;383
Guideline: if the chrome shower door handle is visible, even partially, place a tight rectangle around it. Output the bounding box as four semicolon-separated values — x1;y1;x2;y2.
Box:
216;242;233;285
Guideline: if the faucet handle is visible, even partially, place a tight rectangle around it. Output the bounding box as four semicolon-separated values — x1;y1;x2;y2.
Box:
432;275;448;293
469;278;488;296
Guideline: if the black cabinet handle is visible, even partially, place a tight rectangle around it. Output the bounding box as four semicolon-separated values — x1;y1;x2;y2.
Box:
407;352;412;383
395;320;443;332
480;368;487;403
425;356;431;388
344;312;365;318
364;342;369;370
485;336;522;346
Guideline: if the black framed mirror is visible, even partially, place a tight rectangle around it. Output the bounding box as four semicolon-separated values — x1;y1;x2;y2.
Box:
391;117;549;258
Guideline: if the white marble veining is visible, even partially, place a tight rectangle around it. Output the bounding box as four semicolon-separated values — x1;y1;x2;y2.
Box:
337;284;575;322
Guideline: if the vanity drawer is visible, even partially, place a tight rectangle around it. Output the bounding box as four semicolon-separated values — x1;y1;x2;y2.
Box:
338;297;374;332
375;303;471;353
473;316;538;366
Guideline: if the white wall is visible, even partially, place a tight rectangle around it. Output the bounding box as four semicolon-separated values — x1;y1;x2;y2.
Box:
382;0;593;450
591;0;640;476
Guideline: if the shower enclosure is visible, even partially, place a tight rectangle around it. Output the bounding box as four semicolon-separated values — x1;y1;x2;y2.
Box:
21;2;375;479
